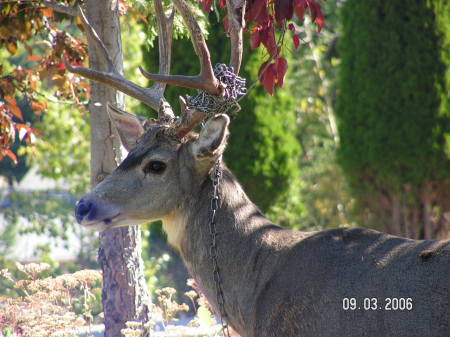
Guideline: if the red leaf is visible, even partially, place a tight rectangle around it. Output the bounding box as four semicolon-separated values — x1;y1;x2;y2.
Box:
259;22;277;57
293;0;307;21
275;57;288;88
30;128;44;136
201;0;214;12
275;0;293;23
5;149;17;164
250;28;262;49
308;0;325;32
57;62;65;71
259;61;277;95
28;55;42;62
5;96;23;121
220;0;227;8
292;34;300;49
15;123;30;131
41;7;54;18
246;0;269;25
258;60;271;78
31;100;47;115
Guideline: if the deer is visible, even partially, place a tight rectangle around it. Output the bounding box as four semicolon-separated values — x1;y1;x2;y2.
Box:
71;0;450;336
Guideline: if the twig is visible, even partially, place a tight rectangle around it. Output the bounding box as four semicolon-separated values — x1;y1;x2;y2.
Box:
16;0;77;17
77;5;115;72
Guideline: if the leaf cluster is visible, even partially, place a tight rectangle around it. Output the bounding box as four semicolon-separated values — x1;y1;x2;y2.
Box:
0;1;89;161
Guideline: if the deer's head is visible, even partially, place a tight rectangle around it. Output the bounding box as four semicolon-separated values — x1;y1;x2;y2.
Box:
75;107;229;232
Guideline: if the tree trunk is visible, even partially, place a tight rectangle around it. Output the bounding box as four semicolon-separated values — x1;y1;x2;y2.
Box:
85;0;151;336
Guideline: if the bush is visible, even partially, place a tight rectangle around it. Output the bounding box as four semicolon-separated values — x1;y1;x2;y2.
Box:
336;0;450;238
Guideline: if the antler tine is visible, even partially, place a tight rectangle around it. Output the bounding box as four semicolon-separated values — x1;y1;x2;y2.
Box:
65;60;161;110
140;0;223;96
173;96;207;139
158;98;176;124
226;0;246;74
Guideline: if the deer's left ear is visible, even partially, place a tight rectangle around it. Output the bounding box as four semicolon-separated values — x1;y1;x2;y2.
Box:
190;114;230;164
108;104;146;152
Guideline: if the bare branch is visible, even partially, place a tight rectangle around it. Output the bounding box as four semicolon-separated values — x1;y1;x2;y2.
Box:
226;0;246;74
153;0;175;95
140;0;222;95
18;0;77;16
77;6;115;72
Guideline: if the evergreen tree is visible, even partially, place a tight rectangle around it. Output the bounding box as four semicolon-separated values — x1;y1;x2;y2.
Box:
336;0;450;238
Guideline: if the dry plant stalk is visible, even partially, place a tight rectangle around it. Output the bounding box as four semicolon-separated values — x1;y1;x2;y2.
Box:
0;263;102;337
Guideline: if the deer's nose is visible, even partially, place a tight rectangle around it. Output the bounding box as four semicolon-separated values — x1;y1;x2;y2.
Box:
75;199;94;224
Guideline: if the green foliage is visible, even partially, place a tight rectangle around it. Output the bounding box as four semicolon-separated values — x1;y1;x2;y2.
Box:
284;0;357;230
0;217;19;259
0;189;77;239
24;103;90;194
228;50;303;224
337;0;449;187
336;0;450;235
0;18;152;258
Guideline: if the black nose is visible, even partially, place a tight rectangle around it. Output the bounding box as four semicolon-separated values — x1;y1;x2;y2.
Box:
75;199;93;224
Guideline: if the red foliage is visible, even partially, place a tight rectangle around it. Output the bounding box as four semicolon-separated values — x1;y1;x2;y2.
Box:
198;0;214;12
307;0;325;32
246;0;270;25
250;22;277;57
275;0;294;23
293;0;307;21
275;56;288;88
0;1;88;160
245;0;325;93
258;56;288;95
176;0;324;94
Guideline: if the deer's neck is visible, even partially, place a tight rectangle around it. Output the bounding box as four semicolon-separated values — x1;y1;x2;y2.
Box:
163;167;309;336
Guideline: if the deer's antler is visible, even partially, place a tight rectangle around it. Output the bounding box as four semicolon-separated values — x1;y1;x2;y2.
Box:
140;0;246;138
139;0;223;96
65;0;244;138
65;3;174;113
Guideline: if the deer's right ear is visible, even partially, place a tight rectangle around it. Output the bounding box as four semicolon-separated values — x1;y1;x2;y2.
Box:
107;104;145;151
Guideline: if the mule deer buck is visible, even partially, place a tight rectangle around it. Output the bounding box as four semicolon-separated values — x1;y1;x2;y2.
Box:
72;0;450;336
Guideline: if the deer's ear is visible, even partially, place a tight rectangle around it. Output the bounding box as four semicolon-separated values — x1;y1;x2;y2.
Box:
108;104;145;151
191;114;229;164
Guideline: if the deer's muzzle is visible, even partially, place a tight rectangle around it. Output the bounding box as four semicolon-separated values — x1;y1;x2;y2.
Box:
75;197;122;231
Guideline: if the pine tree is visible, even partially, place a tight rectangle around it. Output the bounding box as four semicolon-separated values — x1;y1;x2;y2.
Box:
336;0;450;238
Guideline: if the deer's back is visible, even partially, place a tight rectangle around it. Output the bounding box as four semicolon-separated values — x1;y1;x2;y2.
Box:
253;227;450;337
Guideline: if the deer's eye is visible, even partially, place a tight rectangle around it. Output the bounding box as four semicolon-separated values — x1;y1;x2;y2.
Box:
143;161;166;175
